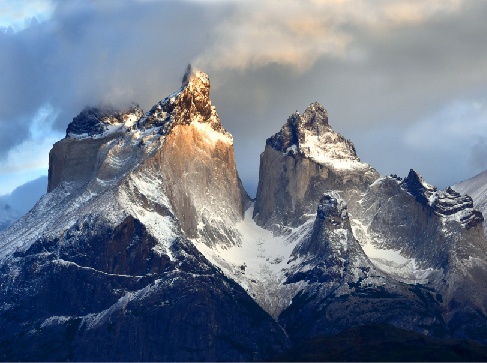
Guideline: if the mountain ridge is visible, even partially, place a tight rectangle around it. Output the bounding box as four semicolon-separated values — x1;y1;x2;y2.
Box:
1;67;487;360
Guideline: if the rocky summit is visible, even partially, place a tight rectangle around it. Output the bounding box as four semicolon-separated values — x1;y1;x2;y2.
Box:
2;67;487;361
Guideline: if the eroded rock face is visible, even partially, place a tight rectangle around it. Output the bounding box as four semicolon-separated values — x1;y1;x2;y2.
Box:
48;105;143;192
280;192;446;343
254;103;379;230
351;170;487;343
0;67;273;362
0;216;289;361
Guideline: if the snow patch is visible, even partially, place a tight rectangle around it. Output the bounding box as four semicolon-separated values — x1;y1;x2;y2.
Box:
299;128;370;171
193;205;312;318
192;121;233;144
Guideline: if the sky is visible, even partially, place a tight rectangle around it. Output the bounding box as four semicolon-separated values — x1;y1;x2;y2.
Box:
1;0;487;198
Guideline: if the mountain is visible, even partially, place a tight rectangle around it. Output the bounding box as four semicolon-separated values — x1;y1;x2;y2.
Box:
195;100;487;345
266;323;487;362
254;102;380;231
454;169;487;232
0;67;287;361
0;202;21;233
0;176;48;233
1;67;487;361
351;170;487;342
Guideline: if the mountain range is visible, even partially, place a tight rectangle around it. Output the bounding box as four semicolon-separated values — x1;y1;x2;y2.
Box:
0;176;48;233
1;66;487;361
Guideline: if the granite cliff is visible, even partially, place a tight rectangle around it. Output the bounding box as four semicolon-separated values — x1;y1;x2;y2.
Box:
0;67;284;361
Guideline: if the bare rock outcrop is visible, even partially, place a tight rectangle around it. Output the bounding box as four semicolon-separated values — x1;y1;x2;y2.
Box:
254;103;380;231
0;67;273;362
280;192;446;343
48;105;143;192
352;170;487;342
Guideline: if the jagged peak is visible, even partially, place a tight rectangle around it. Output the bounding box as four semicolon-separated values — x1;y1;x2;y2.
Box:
266;103;367;171
301;102;328;129
317;191;348;222
290;190;355;270
402;169;435;191
401;169;437;207
66;104;143;139
400;169;483;228
181;64;209;89
139;66;229;140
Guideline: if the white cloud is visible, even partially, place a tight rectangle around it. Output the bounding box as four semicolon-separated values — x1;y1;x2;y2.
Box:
0;104;62;182
0;0;54;31
194;0;464;70
403;100;487;151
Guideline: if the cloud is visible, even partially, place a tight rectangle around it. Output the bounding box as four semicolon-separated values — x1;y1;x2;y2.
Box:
0;0;222;156
403;100;487;152
193;0;464;71
1;0;487;196
0;0;54;30
470;138;487;172
0;175;48;213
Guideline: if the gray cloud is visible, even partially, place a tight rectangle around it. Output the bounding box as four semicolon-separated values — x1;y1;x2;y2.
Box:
0;0;226;154
470;138;487;173
2;0;487;197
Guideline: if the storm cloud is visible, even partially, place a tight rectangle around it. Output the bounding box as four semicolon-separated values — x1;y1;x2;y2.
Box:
2;0;487;196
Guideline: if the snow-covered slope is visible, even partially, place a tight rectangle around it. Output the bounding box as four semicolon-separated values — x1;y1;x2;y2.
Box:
195;205;311;318
0;67;287;362
454;168;487;232
3;66;487;360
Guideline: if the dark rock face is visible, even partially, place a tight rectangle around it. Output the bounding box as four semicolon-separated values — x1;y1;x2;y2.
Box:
66;104;143;137
353;172;487;343
279;192;447;343
0;215;289;361
267;323;487;362
401;169;437;207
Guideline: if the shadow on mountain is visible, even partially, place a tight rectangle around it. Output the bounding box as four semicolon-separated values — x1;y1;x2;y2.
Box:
265;323;487;362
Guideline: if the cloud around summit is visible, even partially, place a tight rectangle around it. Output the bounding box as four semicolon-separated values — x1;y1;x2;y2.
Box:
1;0;487;195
